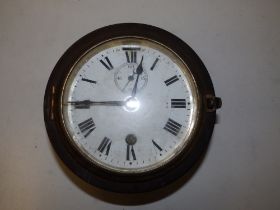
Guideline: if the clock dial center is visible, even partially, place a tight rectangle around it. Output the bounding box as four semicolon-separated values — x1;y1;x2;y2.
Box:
123;96;140;112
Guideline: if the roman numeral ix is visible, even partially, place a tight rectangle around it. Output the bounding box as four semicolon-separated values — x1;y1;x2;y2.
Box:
98;137;112;155
171;99;186;108
164;118;182;136
78;118;96;138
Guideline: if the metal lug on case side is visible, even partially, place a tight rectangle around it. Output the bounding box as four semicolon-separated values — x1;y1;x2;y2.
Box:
205;95;222;112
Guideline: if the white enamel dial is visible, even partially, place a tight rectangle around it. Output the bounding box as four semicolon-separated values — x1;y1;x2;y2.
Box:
61;38;199;173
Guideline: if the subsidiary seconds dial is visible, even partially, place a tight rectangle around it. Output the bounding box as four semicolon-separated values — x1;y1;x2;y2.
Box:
44;23;221;193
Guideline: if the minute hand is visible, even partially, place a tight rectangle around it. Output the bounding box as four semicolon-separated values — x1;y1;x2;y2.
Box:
67;100;125;108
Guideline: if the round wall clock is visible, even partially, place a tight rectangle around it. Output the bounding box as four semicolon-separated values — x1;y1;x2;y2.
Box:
44;23;222;193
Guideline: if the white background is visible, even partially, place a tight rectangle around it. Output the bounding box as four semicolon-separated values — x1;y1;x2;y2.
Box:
0;0;280;209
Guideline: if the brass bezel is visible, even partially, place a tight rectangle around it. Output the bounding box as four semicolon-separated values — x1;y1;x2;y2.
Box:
60;36;202;174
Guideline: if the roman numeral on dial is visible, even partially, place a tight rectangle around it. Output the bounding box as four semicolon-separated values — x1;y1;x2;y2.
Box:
164;118;182;136
78;118;95;137
82;78;96;84
171;99;186;108
152;140;163;151
123;47;140;63
98;137;112;155
99;56;114;70
164;75;179;86
150;58;159;70
126;145;136;161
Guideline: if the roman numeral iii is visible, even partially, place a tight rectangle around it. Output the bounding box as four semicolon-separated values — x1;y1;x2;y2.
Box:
98;137;112;155
78;118;96;137
171;99;186;108
164;118;182;136
99;56;114;70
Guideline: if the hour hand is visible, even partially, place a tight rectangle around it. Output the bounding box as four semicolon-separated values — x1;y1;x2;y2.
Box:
131;55;144;97
67;100;125;109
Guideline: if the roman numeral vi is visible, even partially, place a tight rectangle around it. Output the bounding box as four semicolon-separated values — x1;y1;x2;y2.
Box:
126;145;136;161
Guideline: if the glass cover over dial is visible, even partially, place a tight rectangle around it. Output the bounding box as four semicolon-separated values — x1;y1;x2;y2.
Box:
61;38;200;173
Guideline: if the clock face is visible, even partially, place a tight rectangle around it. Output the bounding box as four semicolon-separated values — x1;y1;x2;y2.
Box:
61;38;199;173
44;23;221;192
